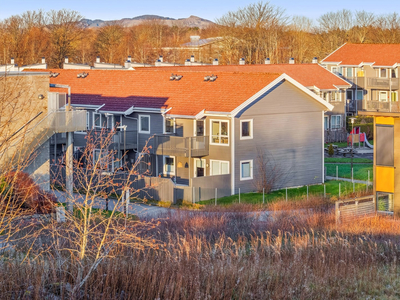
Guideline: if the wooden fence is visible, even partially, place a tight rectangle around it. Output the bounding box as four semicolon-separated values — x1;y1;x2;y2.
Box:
335;195;375;224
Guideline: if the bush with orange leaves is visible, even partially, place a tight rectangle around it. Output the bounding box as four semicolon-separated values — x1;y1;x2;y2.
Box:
0;171;56;214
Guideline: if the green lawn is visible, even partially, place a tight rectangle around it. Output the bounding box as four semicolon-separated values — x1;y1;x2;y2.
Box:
326;140;374;148
325;157;373;163
199;180;368;205
325;163;372;181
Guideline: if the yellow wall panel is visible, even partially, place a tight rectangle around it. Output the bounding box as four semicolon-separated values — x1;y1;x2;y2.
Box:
376;117;394;125
376;166;394;193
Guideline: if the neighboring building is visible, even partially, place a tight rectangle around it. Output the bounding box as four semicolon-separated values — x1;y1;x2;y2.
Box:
0;71;86;190
321;43;400;114
151;63;351;142
45;68;333;200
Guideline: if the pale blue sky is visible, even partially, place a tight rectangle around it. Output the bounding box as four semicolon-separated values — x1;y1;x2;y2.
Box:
0;0;398;22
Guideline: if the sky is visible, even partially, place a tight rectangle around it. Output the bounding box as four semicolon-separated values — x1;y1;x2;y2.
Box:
0;0;398;22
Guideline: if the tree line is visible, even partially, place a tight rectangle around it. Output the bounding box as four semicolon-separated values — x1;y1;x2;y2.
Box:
0;2;399;68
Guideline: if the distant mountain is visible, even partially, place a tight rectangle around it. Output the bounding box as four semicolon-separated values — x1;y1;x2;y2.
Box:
80;15;214;29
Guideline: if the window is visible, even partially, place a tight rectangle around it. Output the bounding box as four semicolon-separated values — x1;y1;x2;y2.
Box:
377;192;394;212
331;115;341;130
240;119;253;140
240;160;253;181
322;92;328;101
164;118;175;134
331;91;341;102
211;120;229;145
105;114;114;130
163;156;175;175
346;67;353;78
391;91;398;102
338;67;343;76
376;125;394;167
379;91;388;102
346;90;353;100
391;69;398;79
139;115;150;134
194;158;206;177
210;160;229;176
332;67;337;74
93;112;103;129
324;116;329;130
195;120;205;136
356;90;363;100
380;68;387;78
356;68;364;77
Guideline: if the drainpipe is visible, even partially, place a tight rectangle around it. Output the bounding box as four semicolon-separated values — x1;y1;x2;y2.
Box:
50;83;73;213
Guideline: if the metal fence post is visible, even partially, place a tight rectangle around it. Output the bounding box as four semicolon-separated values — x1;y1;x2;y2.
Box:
215;188;217;206
192;186;195;204
339;183;341;198
307;185;309;200
368;170;370;187
263;188;265;204
351;167;354;183
324;184;326;198
286;188;288;202
239;188;241;204
353;182;355;193
336;165;338;180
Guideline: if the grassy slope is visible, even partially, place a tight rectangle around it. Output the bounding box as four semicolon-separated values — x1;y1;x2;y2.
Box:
325;163;372;181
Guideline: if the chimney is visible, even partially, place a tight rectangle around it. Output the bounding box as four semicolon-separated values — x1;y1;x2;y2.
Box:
289;57;295;64
96;56;100;63
185;59;191;66
159;55;163;63
190;55;195;63
239;58;245;65
312;57;318;64
41;57;45;64
265;58;271;64
155;59;162;67
127;56;132;62
125;60;132;69
10;58;15;65
213;58;219;66
190;36;200;43
65;57;69;64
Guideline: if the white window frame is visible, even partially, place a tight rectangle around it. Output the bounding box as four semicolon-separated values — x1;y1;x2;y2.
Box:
93;112;103;129
163;155;175;176
331;91;341;102
330;115;342;130
240;119;253;140
210;119;229;146
193;158;206;177
163;116;175;134
139;114;150;134
210;160;230;176
379;91;388;102
346;67;353;78
324;116;329;130
379;68;388;78
240;160;253;181
193;119;206;137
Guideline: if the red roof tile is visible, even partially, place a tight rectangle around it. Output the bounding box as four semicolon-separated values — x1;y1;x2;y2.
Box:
322;43;400;66
139;64;349;90
43;69;282;116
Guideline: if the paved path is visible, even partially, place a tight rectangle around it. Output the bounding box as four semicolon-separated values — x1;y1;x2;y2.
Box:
326;176;369;184
51;190;172;219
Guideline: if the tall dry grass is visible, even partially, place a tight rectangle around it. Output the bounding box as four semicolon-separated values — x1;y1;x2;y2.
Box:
1;204;400;299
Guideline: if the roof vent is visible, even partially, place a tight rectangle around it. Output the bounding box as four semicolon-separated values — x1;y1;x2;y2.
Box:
239;58;245;65
96;56;100;63
170;74;183;81
65;57;69;64
185;59;191;66
289;57;295;64
155;59;162;67
213;58;219;66
41;57;46;64
127;56;132;62
10;57;15;65
209;74;218;82
265;58;270;64
190;55;195;63
159;55;163;63
204;75;210;82
190;36;201;42
312;57;318;64
49;71;59;78
77;72;89;78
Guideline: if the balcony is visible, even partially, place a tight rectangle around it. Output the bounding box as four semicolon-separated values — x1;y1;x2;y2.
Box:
154;135;209;157
367;77;399;90
363;100;400;113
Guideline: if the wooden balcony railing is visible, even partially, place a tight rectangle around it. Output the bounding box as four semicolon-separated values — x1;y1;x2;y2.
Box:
154;135;209;157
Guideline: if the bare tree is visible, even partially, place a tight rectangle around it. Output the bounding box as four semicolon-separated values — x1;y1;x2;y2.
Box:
94;22;126;64
253;147;285;193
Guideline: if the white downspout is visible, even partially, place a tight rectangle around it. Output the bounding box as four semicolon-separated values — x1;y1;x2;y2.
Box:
231;115;235;195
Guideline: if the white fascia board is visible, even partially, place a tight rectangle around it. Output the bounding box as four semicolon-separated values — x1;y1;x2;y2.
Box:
195;109;205;120
161;107;173;115
71;104;103;109
132;107;162;113
321;43;347;63
373;65;398;69
166;114;196;119
359;62;375;67
95;104;106;112
231;74;334;116
99;110;125;115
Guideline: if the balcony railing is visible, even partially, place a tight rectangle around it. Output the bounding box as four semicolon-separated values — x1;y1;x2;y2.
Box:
363;100;400;113
154;135;209;157
367;77;399;90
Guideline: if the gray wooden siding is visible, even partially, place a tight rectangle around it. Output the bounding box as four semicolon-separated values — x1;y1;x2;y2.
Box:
234;81;324;193
129;112;163;153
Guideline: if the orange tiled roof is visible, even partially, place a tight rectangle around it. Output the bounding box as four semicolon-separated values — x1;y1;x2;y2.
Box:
322;43;400;66
139;64;349;90
44;69;282;116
